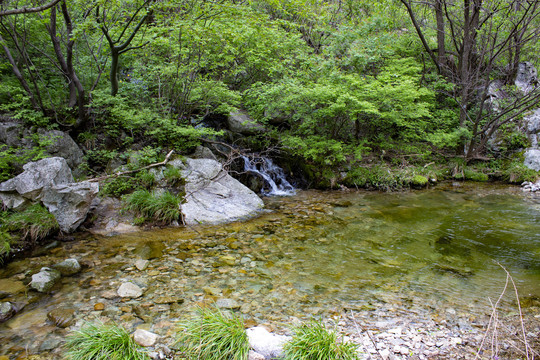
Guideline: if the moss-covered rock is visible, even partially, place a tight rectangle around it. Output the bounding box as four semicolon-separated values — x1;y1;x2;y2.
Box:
410;175;428;188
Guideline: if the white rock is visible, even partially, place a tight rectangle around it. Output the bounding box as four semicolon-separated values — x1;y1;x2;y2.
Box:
248;350;266;360
247;326;291;359
215;298;240;309
117;282;143;298
179;158;264;225
30;267;61;293
135;259;149;271
53;258;81;276
133;329;158;347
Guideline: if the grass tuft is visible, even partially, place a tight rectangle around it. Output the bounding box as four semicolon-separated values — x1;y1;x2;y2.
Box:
3;204;59;241
124;189;183;224
65;322;150;360
283;320;359;360
177;306;249;360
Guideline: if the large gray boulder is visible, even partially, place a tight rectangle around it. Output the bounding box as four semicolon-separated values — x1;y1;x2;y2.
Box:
227;111;265;135
524;149;540;171
39;130;84;169
0;157;99;233
0;157;73;201
0;122;23;147
524;108;540;147
40;181;99;233
179;158;264;225
515;61;538;94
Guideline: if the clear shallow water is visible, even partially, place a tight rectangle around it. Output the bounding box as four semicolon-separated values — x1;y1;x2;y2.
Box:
0;182;539;357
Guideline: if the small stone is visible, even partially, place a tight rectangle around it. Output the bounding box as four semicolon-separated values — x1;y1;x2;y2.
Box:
135;259;149;271
203;287;221;296
47;308;75;328
39;335;63;351
0;279;26;295
94;303;105;311
216;298;240;309
117;282;143;298
154;296;183;304
0;301;15;322
30;267;61;293
102;290;118;299
148;270;160;276
216;255;236;266
53;258;81;276
133;329;158;347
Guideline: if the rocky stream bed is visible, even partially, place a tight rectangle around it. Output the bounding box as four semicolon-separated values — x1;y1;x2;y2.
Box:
1;184;540;359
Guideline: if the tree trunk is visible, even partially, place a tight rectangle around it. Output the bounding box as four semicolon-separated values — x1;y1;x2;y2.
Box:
0;34;39;109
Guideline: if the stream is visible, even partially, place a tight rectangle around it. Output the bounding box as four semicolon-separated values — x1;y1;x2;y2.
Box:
0;182;539;359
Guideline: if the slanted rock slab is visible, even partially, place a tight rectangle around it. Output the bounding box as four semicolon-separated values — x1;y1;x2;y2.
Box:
0;157;73;203
180;158;264;225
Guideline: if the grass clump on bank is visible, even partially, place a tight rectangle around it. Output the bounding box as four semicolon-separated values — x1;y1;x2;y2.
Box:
283;320;359;360
65;322;150;360
123;189;183;224
177;306;249;360
3;204;59;241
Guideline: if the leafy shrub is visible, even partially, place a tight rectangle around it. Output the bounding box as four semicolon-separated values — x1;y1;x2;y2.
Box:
454;169;489;182
65;322;150;360
0;230;13;264
3;204;59;241
102;177;140;197
123;190;183;224
163;166;185;187
283;320;359;360
503;160;538;183
136;170;156;188
344;165;407;191
177;306;249;360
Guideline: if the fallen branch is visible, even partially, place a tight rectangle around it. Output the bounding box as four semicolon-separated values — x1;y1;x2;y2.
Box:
349;310;384;360
475;262;531;360
87;150;174;183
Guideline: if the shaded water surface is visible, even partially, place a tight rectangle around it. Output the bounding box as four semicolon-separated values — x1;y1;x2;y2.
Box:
0;183;539;357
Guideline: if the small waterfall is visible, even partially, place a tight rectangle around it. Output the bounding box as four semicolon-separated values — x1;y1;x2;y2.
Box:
242;155;296;196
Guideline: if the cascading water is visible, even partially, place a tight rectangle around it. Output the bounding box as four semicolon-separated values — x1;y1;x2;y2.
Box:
242;155;296;196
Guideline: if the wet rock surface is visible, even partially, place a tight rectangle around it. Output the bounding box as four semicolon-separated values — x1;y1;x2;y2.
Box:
0;184;539;359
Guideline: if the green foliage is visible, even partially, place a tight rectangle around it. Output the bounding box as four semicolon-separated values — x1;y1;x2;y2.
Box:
0;94;50;128
177;306;249;360
123;190;183;224
283;320;359;360
85;149;122;172
3;204;59;242
410;174;429;187
344;165;408;191
0;134;57;182
65;322;150;360
163;166;185;187
502;160;539;183
102;177;140;197
0;229;13;263
283;136;349;167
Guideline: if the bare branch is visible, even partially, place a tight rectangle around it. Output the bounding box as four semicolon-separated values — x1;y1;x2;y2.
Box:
0;0;62;16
